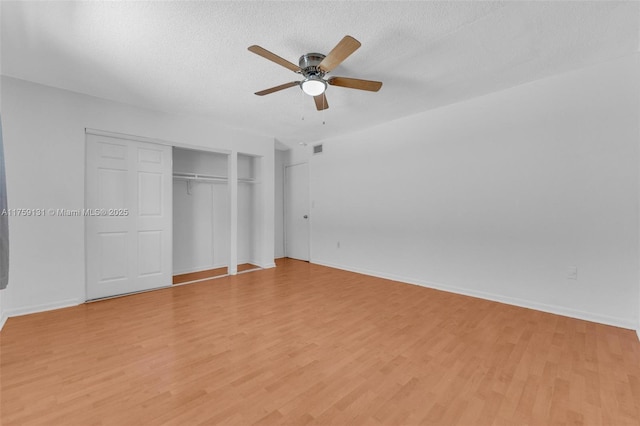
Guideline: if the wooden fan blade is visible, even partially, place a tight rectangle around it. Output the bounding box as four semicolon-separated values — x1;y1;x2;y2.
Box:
248;45;300;73
319;35;361;73
255;81;300;96
314;93;329;110
327;77;382;92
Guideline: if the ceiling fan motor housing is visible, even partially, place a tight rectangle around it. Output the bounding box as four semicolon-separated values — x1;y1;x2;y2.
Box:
299;53;326;77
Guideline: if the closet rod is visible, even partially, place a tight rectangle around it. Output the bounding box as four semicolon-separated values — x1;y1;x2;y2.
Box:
173;173;228;183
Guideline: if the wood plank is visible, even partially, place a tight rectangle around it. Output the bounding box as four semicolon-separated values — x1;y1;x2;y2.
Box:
172;267;228;284
237;263;260;273
2;258;639;424
173;264;259;284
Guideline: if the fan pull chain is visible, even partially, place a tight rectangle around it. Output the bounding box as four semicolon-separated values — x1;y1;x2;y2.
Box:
323;96;326;125
320;92;325;125
301;85;305;121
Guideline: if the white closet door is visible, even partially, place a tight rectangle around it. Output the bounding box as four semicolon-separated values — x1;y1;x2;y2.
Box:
86;134;172;300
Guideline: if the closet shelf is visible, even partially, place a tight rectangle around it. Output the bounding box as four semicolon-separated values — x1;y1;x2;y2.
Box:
173;172;228;182
238;177;259;184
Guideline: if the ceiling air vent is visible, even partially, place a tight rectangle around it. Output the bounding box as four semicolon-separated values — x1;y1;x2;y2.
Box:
313;144;323;154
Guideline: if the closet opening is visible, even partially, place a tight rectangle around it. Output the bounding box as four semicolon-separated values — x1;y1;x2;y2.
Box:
172;147;231;284
236;153;262;274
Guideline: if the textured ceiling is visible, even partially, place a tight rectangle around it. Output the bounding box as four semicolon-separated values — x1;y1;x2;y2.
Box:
1;1;639;146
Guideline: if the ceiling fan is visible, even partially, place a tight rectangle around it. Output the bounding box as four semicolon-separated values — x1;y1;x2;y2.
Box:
248;35;382;111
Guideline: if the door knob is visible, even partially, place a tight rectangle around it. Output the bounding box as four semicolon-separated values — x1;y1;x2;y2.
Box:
303;215;308;219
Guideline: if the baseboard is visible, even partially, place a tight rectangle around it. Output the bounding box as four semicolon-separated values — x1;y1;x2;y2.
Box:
4;298;82;319
312;259;636;330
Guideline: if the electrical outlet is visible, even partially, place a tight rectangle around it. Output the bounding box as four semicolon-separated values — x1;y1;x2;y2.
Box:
567;266;578;280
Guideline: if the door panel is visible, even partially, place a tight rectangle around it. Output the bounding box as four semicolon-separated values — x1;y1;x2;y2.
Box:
98;169;127;208
138;172;163;216
86;134;172;300
138;230;163;276
285;163;309;261
99;232;127;281
99;142;126;160
138;146;162;164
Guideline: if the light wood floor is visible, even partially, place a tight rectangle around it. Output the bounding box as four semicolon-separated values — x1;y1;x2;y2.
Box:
2;259;639;425
173;263;259;284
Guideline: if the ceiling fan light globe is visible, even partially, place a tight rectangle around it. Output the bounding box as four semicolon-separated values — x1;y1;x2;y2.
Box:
301;78;327;96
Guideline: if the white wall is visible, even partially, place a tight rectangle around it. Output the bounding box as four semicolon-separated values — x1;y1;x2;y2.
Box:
0;76;275;317
0;249;4;330
305;54;640;329
0;277;4;331
237;182;255;264
173;147;228;177
274;149;286;258
0;79;4;330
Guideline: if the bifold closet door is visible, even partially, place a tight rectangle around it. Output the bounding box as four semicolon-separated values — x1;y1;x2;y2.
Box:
86;134;172;300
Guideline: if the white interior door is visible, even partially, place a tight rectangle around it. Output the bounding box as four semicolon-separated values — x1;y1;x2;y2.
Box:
285;163;309;261
86;134;172;300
